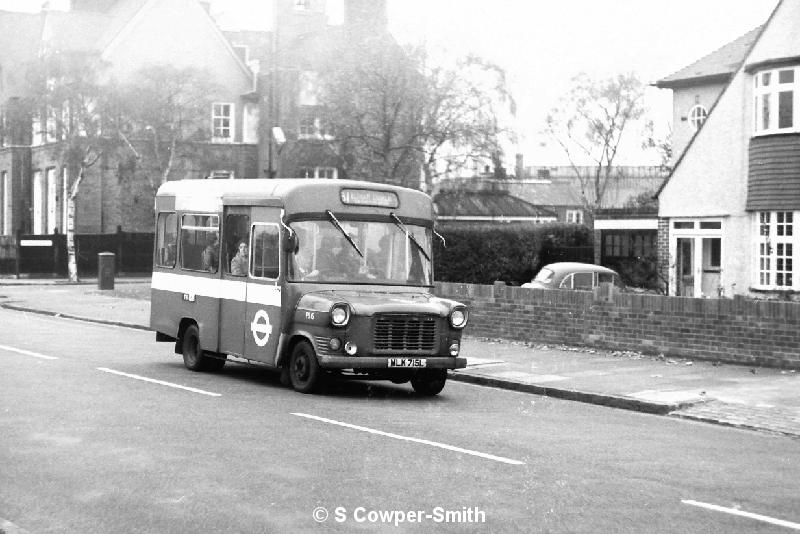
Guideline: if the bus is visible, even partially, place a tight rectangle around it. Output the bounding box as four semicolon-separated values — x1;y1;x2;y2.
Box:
150;179;469;395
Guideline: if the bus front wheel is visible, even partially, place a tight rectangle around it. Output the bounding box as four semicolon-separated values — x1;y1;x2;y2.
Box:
289;341;321;394
182;324;225;372
411;370;447;396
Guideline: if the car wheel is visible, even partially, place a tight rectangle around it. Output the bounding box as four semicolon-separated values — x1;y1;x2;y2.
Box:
411;370;447;396
289;340;322;394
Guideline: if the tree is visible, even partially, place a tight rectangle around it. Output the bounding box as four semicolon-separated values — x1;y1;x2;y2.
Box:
544;72;648;223
112;65;222;194
316;38;515;190
25;50;117;282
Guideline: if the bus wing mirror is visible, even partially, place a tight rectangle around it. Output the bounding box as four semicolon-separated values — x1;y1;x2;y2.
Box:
285;230;299;253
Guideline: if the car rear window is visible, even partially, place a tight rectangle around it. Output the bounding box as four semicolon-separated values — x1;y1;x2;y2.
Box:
534;268;554;283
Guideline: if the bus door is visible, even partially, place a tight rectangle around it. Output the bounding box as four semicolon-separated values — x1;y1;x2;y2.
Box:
243;207;283;364
219;206;251;357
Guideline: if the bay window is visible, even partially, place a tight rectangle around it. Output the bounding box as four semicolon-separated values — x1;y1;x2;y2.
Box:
756;211;796;290
754;67;798;135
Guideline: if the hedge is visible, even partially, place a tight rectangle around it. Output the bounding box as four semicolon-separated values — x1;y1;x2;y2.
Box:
433;223;593;285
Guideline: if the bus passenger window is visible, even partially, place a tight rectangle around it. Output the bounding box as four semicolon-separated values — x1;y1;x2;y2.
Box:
251;224;279;279
155;212;177;268
180;214;219;272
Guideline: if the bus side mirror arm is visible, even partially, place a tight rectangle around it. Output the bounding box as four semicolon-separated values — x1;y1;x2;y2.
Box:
280;219;298;253
434;228;446;248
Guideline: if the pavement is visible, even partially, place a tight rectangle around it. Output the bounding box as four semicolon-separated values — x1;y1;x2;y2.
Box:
1;277;799;439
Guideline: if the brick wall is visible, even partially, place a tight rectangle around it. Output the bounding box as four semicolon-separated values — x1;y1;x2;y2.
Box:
435;281;800;369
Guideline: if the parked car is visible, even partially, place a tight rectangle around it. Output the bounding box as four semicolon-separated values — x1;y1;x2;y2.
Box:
521;262;624;291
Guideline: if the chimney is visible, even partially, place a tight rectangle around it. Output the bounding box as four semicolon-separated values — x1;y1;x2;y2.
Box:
515;153;524;179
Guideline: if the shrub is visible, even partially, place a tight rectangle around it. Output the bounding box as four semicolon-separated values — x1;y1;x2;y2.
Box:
433;223;593;285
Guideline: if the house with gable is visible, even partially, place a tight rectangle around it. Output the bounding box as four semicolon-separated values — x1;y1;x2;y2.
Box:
225;0;408;185
656;0;800;299
0;0;260;236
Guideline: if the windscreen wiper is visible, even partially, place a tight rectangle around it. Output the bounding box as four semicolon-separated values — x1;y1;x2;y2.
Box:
326;210;364;258
390;213;430;262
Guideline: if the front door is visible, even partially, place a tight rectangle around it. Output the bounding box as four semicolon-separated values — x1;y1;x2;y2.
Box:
219;207;251;357
243;208;283;365
676;238;694;297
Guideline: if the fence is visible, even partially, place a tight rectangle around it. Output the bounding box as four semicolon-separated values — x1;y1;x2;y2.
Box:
435;281;800;369
0;229;153;277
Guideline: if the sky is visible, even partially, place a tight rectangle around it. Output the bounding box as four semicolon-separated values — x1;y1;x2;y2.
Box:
0;0;781;166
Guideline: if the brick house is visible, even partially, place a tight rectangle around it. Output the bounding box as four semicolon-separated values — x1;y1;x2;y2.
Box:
225;0;407;185
656;0;799;298
0;0;259;235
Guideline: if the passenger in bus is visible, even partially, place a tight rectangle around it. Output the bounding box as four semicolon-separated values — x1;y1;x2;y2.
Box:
230;241;248;276
201;233;219;272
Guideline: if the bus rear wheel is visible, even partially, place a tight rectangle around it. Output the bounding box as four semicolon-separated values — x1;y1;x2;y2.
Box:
411;370;447;396
182;324;225;372
289;340;321;394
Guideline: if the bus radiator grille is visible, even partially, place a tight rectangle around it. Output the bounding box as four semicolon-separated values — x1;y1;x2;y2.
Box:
373;314;437;352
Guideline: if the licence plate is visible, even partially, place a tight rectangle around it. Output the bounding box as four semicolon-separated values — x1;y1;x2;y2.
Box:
388;358;427;368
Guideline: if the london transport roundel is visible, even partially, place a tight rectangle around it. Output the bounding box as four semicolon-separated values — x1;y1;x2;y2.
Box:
250;309;273;347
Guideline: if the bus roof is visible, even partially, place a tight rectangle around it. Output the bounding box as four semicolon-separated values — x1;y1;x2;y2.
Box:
156;178;434;219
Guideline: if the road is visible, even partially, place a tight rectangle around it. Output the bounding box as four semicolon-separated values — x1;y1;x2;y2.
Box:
1;309;799;533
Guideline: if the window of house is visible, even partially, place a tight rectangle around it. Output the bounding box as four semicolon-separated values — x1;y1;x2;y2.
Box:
155;212;177;268
294;0;309;10
32;115;44;146
566;210;583;224
689;104;708;131
180;214;219;272
208;170;234;180
298;166;337;179
212;103;234;141
604;233;628;258
756;211;797;289
755;67;798;135
251;223;280;279
298;116;316;138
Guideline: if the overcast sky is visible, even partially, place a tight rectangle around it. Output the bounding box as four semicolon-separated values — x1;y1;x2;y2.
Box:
0;0;781;165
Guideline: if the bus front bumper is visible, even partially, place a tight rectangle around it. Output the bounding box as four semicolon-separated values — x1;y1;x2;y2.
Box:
317;356;467;370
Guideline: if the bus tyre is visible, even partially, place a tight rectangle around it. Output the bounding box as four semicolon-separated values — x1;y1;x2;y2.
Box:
289;340;321;394
411;370;447;396
181;324;224;372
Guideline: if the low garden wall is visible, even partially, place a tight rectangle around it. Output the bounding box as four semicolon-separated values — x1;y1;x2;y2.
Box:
435;281;800;369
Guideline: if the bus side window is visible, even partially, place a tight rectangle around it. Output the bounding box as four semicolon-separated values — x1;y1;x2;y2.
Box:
251;223;279;279
155;212;177;268
180;214;219;272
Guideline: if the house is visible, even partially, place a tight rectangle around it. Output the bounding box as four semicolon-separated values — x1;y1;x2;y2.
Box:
225;0;407;185
433;177;557;226
0;0;260;235
504;164;666;287
656;0;798;299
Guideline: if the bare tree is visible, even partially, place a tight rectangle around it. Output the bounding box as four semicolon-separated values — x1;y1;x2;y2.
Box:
112;65;221;194
317;40;515;190
417;54;516;190
544;72;647;222
25;50;116;282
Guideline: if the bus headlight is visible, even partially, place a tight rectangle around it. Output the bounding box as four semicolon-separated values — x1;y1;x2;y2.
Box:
330;304;350;327
449;308;468;329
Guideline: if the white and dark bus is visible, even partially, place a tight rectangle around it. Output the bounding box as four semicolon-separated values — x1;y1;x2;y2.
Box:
150;179;469;395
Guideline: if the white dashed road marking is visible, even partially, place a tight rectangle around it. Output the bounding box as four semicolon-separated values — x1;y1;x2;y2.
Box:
97;368;222;397
682;499;800;530
292;412;525;466
0;344;58;360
